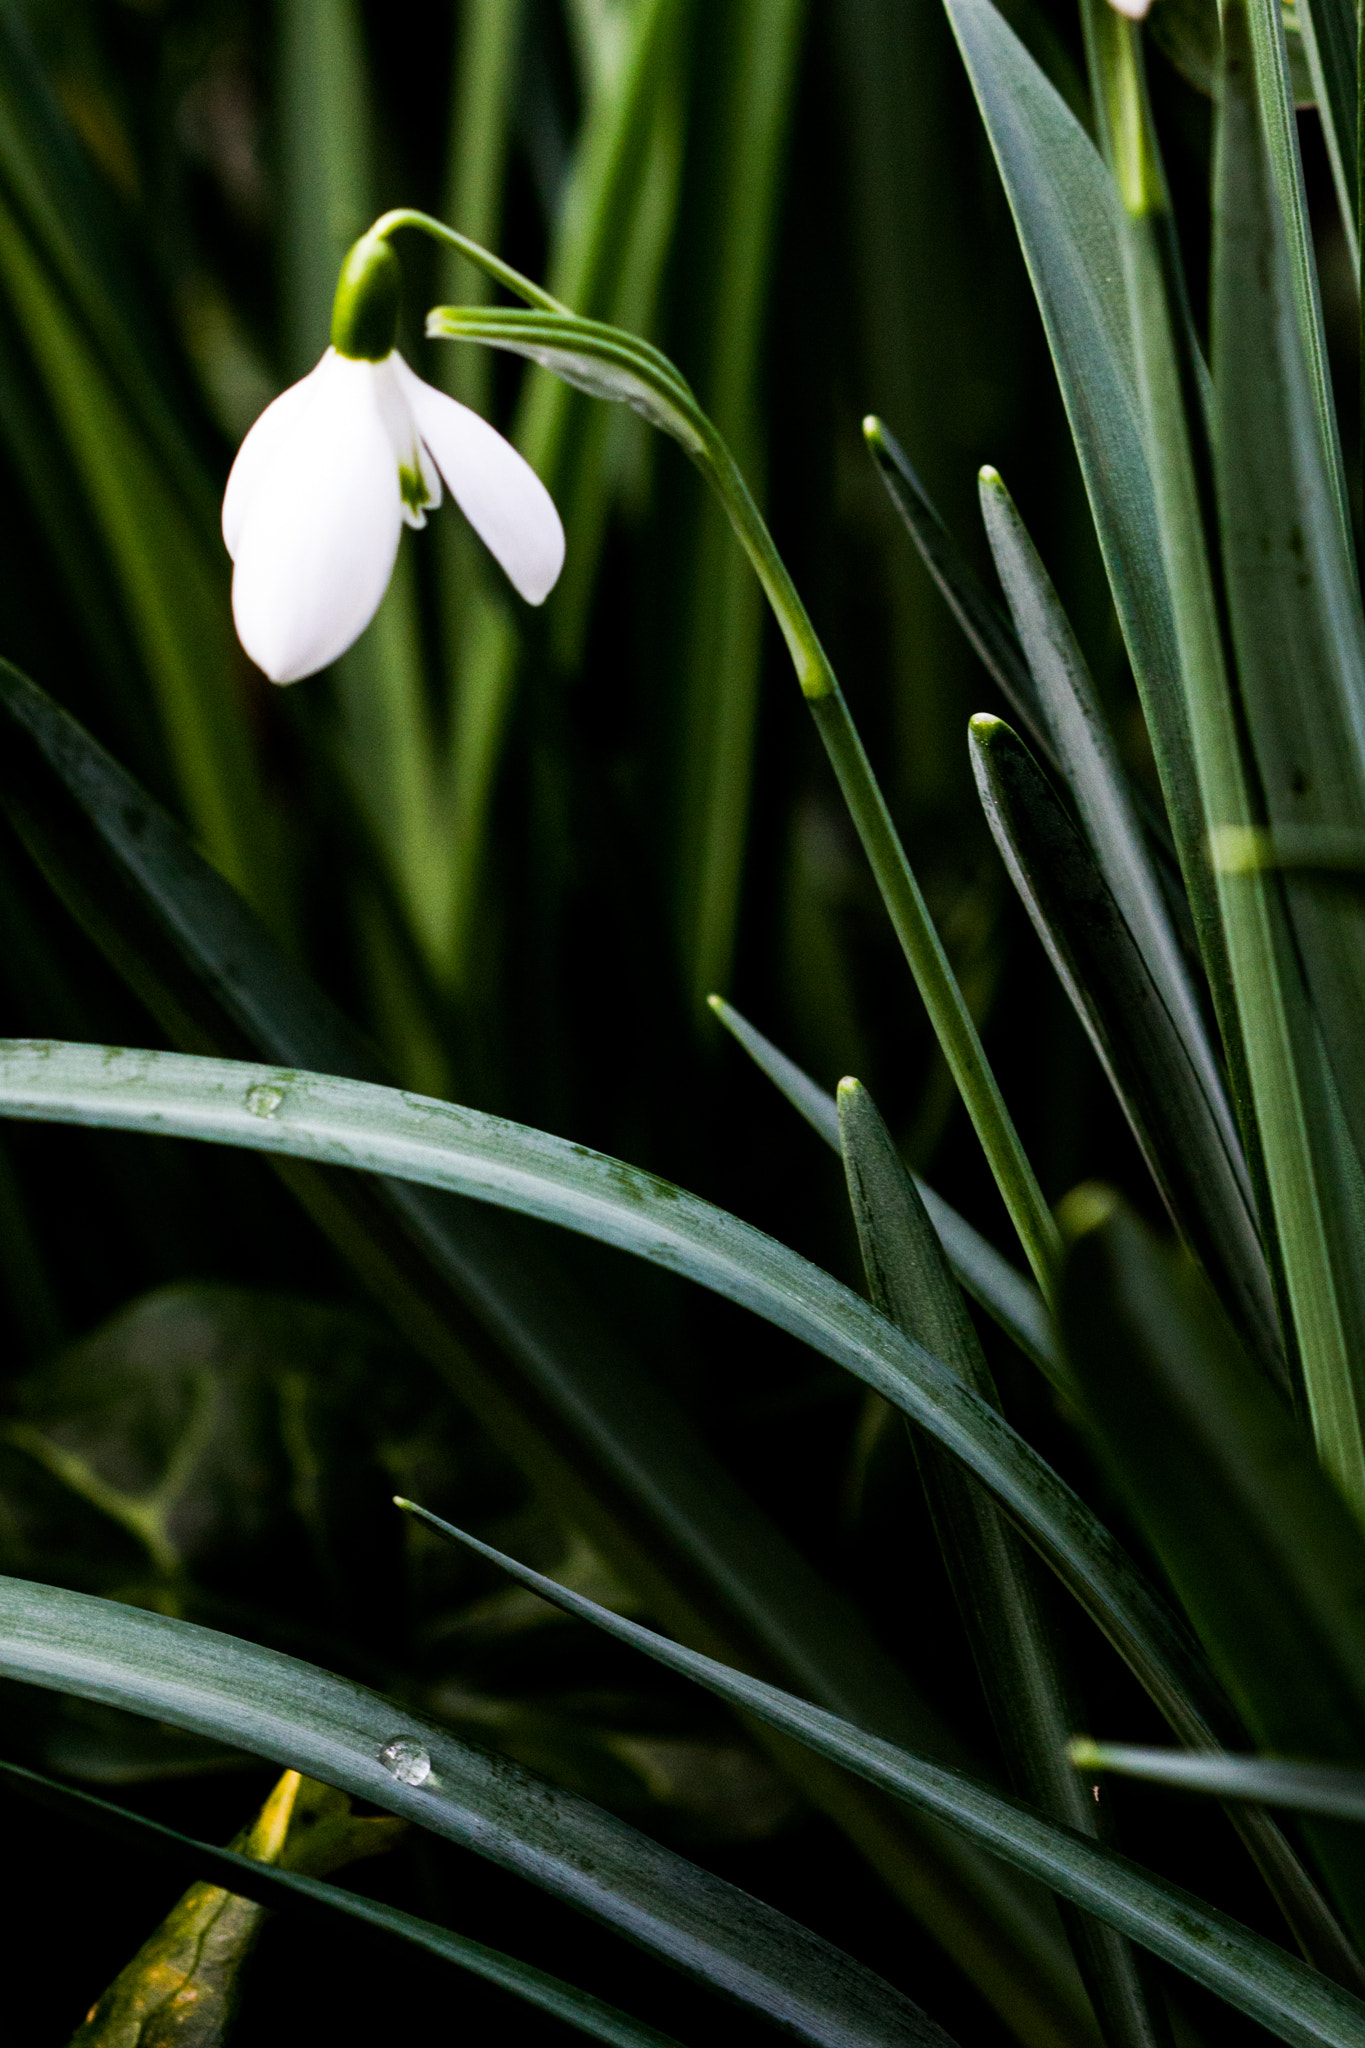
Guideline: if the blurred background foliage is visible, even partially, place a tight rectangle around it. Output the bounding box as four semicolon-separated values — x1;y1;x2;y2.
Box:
0;0;1348;2040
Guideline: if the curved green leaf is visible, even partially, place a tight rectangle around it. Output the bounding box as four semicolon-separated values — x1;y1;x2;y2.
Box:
398;1504;1365;2048
0;1037;1268;1753
0;1757;690;2048
0;658;1092;2036
0;1578;943;2048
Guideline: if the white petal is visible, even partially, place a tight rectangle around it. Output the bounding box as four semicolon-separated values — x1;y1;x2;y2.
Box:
371;353;442;530
393;355;565;605
230;353;405;684
222;360;328;560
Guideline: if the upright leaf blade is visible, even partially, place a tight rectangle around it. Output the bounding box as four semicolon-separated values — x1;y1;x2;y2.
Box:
941;0;1221;999
969;715;1284;1386
839;1078;1170;2048
1060;1190;1365;1959
1214;0;1365;1503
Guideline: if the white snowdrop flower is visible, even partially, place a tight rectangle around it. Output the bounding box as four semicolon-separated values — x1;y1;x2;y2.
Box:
1106;0;1151;19
222;236;564;685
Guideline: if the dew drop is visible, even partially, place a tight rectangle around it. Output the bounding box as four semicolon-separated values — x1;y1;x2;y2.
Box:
244;1083;285;1119
377;1736;432;1787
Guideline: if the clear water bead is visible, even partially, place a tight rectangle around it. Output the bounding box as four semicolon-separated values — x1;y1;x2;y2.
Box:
377;1736;432;1787
244;1082;285;1119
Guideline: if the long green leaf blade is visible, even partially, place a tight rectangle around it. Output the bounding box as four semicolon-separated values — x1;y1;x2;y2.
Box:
940;0;1220;993
1213;0;1365;1506
1059;1187;1365;1962
707;994;1058;1378
1068;1745;1365;1825
399;1504;1365;2048
0;1582;939;2048
838;1079;1170;2048
969;714;1283;1384
0;1758;691;2048
0;660;1092;2039
975;467;1220;1132
0;1036;1281;1752
862;419;1051;758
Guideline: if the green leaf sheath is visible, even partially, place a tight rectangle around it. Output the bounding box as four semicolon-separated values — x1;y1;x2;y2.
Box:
838;1079;1171;2048
0;1759;692;2048
1059;1193;1365;1971
707;994;1058;1380
968;716;1284;1388
400;1506;1365;2048
0;1581;945;2048
1070;1746;1365;1827
0;664;1092;2045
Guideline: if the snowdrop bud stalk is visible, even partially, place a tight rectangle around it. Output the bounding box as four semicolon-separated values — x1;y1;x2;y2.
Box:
223;227;564;685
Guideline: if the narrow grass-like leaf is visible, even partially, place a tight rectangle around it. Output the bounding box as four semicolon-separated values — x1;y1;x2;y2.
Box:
1214;0;1365;1270
400;1504;1365;2048
862;419;1050;758
839;1079;1170;2048
1291;0;1358;263
1213;0;1365;1507
940;0;1222;1002
0;1582;940;2048
0;1758;691;2048
975;467;1219;1128
0;1038;1280;1740
1068;1745;1365;1824
1239;0;1352;533
0;1027;1342;1974
1102;1;1356;1525
0;195;274;916
1059;1189;1365;1962
0;662;1089;2039
969;715;1284;1386
707;994;1058;1379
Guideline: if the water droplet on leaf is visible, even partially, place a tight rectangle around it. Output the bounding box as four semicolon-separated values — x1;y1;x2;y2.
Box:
245;1083;285;1118
377;1737;431;1786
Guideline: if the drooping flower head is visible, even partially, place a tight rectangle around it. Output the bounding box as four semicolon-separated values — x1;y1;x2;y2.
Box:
223;233;564;684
